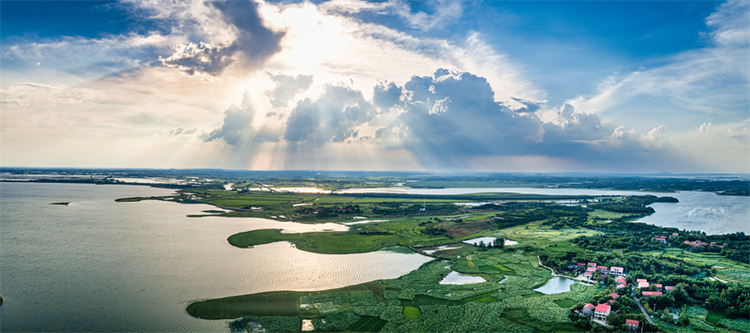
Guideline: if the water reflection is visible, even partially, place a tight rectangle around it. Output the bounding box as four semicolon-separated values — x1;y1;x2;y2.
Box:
534;277;577;294
439;271;487;285
0;183;431;332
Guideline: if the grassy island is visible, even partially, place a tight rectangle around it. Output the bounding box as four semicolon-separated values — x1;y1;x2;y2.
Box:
101;172;750;332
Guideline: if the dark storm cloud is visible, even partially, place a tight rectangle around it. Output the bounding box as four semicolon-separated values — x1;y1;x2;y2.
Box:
266;73;314;107
161;0;285;76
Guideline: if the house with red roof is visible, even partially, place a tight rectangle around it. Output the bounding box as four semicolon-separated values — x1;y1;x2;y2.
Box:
582;303;595;316
588;262;597;267
626;319;640;331
638;281;649;289
654;237;667;244
665;286;675;292
641;291;663;297
610;293;619;300
610;266;624;277
654;284;663;292
584;271;593;280
594;304;611;323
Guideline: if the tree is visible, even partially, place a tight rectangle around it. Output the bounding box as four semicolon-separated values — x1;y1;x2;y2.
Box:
677;310;690;326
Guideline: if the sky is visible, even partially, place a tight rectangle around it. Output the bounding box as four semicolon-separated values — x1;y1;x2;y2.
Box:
1;0;748;173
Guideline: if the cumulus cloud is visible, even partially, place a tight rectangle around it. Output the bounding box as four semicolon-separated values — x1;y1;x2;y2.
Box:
725;127;748;139
284;85;374;145
161;0;285;76
641;125;671;149
266;72;314;107
373;82;403;110
287;69;693;171
700;122;713;132
160;42;234;76
511;97;545;113
203;93;256;145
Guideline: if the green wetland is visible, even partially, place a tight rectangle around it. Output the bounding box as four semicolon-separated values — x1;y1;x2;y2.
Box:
1;173;748;332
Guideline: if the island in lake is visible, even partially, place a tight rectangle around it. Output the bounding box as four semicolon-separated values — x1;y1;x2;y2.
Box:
2;169;749;332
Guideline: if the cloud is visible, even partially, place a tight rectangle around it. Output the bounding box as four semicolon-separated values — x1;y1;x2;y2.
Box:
160;42;234;76
640;125;670;149
562;0;749;140
169;128;196;136
511;97;545;113
381;69;544;167
700;122;712;132
266;72;314;107
203;93;256;145
320;0;463;31
264;68;695;171
161;0;285;76
284;84;374;145
725;127;748;139
373;82;403;109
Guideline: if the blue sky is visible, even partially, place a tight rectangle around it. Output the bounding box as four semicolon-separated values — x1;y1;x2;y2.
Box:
1;0;748;172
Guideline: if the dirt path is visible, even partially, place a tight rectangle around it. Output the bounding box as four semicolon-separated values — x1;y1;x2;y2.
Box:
536;255;593;283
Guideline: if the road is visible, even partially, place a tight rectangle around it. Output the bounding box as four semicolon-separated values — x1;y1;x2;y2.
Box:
536;255;594;283
633;294;656;326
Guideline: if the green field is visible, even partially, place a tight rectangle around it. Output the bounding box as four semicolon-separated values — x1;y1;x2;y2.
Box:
227;229;402;254
553;299;577;308
347;316;388;332
106;177;750;333
706;310;725;325
402;306;422;320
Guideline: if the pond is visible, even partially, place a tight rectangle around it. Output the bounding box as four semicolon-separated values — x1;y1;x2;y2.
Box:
534;277;578;294
439;271;487;285
463;236;518;246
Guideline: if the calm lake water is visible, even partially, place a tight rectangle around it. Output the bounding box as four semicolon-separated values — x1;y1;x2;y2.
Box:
534;277;578;295
340;187;750;235
439;271;487;285
0;183;431;332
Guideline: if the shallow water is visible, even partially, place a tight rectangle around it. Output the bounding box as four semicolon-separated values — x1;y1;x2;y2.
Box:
534;277;577;294
439;271;487;285
463;237;517;246
0;183;432;332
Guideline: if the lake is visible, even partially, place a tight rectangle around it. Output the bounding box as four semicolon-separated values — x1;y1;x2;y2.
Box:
0;183;431;332
339;187;749;235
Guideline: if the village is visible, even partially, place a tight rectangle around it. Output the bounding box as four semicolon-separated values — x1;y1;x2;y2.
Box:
567;262;679;331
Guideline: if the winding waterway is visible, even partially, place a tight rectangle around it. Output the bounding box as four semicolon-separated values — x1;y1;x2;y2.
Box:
0;183;431;332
